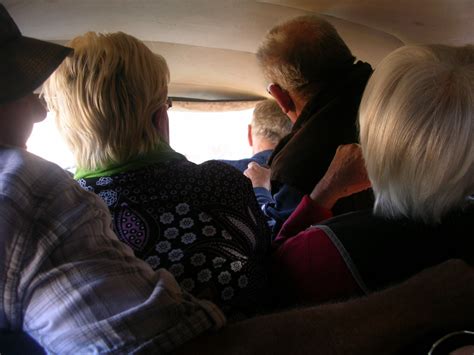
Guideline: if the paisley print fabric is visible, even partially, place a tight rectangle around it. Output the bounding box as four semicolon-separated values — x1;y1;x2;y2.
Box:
79;159;271;317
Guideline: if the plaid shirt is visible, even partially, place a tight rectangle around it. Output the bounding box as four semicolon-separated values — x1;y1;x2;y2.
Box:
0;148;225;354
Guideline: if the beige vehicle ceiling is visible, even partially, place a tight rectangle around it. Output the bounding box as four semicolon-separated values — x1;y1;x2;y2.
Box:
5;0;473;108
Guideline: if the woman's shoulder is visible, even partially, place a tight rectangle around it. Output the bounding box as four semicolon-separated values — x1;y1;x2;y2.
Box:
172;159;249;184
179;158;241;171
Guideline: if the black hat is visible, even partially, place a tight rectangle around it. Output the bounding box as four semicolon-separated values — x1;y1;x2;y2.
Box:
0;4;72;104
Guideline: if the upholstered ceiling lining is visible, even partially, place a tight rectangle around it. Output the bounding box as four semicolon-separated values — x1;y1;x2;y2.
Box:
5;0;472;104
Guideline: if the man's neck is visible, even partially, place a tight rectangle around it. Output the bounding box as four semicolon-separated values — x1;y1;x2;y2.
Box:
252;139;276;155
289;91;309;123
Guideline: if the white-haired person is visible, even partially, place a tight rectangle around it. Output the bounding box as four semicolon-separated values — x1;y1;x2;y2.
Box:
43;31;272;317
221;99;292;173
272;44;474;304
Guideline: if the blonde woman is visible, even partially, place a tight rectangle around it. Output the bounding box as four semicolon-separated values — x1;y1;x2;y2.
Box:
272;44;474;304
43;32;271;317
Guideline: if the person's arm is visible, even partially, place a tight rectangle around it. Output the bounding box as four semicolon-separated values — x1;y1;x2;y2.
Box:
272;144;371;301
244;162;305;234
174;259;474;355
309;144;371;210
274;144;369;242
244;162;276;214
262;184;305;235
244;161;272;191
275;195;333;242
253;186;276;207
273;225;361;303
20;172;225;354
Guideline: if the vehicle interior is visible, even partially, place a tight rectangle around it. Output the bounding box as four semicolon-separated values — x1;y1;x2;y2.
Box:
5;0;473;166
1;1;473;353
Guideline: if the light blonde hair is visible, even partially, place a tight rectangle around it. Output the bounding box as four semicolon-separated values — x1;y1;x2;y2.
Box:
43;32;170;170
257;15;354;100
252;99;292;144
359;44;474;224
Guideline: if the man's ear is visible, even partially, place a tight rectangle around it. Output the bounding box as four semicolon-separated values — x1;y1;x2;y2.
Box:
247;124;253;147
268;84;294;115
152;106;170;144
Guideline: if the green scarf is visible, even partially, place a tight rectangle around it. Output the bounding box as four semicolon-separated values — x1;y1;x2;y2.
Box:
74;142;186;179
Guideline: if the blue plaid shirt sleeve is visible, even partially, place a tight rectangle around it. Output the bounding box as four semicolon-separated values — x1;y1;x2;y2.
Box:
0;148;225;354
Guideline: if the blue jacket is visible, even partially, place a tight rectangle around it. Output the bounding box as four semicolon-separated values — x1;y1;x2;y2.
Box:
220;150;273;172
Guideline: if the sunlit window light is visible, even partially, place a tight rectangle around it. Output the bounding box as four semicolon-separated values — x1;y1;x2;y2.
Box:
26;112;75;170
169;109;252;164
27;109;253;170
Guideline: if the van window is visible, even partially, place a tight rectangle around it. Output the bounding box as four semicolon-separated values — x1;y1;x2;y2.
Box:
170;109;252;163
27;109;253;170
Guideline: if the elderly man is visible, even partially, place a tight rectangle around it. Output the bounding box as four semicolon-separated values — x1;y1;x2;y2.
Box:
221;99;292;173
1;5;474;355
245;15;374;233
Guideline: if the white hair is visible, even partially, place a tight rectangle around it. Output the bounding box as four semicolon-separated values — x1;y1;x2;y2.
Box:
359;44;474;224
251;99;292;144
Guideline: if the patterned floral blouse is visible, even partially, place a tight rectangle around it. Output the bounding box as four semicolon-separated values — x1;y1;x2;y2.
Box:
78;159;271;317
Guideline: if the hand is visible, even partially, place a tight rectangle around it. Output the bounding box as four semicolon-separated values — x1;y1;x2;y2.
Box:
310;144;371;209
244;162;271;190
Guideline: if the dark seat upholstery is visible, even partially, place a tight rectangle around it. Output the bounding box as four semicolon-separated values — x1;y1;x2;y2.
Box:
0;331;45;355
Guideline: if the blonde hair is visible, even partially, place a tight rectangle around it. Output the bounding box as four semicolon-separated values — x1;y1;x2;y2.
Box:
43;32;170;170
257;15;354;100
359;44;474;224
252;100;292;144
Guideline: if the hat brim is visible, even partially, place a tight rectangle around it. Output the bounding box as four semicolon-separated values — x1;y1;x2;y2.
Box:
0;36;72;104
